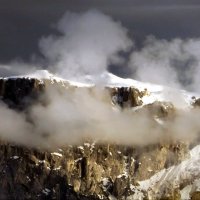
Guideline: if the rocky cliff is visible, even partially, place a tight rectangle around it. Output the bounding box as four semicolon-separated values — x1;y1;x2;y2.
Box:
0;75;199;200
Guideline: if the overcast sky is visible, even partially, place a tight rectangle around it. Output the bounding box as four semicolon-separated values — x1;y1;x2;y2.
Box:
1;0;200;64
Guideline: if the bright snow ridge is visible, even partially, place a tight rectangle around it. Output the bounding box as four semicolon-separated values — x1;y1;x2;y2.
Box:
2;70;65;83
1;70;199;109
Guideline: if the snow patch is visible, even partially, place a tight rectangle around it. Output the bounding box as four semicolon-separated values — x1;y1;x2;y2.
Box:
10;156;19;160
78;146;84;151
75;158;83;162
42;188;51;196
102;178;110;186
53;166;61;170
181;185;192;200
51;152;63;157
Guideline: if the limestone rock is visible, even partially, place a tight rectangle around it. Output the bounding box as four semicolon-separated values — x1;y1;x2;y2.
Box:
0;77;196;199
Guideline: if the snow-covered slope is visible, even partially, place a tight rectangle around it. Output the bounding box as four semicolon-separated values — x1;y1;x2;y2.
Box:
1;70;199;109
133;145;200;199
3;70;65;84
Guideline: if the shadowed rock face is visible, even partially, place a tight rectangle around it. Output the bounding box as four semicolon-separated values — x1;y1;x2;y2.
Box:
0;77;191;199
0;78;44;109
110;87;146;108
0;78;145;109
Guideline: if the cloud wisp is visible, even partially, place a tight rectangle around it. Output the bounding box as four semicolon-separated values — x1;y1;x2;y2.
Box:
39;9;132;80
1;9;200;148
129;36;200;93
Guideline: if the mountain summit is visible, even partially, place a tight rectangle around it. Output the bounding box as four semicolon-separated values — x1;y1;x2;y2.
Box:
0;70;200;199
2;69;199;109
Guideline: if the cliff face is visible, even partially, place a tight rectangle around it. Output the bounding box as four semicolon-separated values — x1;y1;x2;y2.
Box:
0;140;188;200
0;78;45;109
0;77;196;199
0;77;146;109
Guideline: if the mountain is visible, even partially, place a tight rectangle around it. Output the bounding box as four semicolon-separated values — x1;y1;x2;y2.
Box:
2;70;199;108
0;70;200;199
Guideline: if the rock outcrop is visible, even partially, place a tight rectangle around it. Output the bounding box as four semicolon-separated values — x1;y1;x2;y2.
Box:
0;77;146;109
0;140;189;200
0;77;195;199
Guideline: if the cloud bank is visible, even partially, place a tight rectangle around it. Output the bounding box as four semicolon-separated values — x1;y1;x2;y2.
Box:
129;36;200;92
0;85;199;149
39;9;132;80
0;9;200;148
38;9;200;93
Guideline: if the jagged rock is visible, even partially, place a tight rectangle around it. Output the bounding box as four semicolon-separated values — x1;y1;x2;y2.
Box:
113;175;131;198
126;142;189;181
191;191;200;200
0;78;43;109
193;98;200;108
0;78;147;109
159;186;181;200
0;140;189;199
0;77;194;199
142;101;175;118
0;79;5;96
110;87;146;108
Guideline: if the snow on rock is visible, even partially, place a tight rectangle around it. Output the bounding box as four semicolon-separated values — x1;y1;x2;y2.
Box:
102;178;110;186
1;70;200;109
38;160;46;164
75;158;82;162
180;185;192;200
117;173;128;179
42;188;51;196
154;117;165;125
53;166;61;170
50;152;63;157
3;70;61;81
137;145;200;197
58;148;63;152
67;72;200;109
10;156;19;160
128;185;145;200
84;143;91;148
108;195;117;200
67;80;94;87
192;179;200;192
180;179;200;199
78;146;84;151
27;70;58;80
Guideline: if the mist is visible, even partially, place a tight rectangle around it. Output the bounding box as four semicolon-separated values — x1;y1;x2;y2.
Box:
1;84;200;149
0;84;198;149
129;36;200;93
0;86;158;148
39;9;132;80
1;9;200;148
38;9;200;93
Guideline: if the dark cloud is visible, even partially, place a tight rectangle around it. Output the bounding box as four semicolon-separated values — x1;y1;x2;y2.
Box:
1;0;200;67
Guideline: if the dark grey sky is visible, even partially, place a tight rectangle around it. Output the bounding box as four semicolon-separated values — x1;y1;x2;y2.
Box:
1;0;200;63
